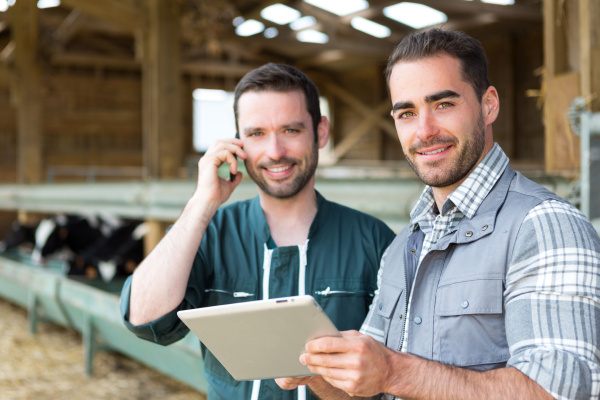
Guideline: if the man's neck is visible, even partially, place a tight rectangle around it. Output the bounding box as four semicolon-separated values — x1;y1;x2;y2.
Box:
260;186;318;247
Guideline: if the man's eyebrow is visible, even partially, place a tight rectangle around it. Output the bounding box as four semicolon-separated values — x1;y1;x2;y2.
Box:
392;101;415;112
282;121;307;129
424;90;460;103
242;121;307;135
391;90;460;113
242;126;260;136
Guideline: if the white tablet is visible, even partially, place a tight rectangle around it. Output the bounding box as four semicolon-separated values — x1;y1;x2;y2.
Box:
177;295;341;381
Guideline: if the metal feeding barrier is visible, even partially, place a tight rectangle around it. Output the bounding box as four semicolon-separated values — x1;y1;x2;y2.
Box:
567;96;600;220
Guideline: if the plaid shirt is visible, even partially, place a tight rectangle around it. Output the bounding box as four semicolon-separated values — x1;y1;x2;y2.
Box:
361;143;600;399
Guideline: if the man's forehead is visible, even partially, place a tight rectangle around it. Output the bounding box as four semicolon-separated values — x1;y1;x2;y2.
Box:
389;56;468;101
237;90;311;129
238;89;306;104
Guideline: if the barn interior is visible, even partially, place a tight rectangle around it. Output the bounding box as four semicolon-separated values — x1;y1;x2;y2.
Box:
0;0;599;395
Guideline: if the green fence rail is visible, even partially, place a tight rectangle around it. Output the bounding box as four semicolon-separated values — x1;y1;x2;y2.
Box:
0;252;208;393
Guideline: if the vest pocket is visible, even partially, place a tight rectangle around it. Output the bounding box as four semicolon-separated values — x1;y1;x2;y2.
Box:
375;282;405;348
435;278;509;368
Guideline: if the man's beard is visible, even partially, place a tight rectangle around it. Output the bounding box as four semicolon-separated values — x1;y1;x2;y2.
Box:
245;143;319;199
404;111;486;188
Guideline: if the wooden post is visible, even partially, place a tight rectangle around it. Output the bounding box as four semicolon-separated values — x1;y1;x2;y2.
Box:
143;220;171;257
542;0;600;174
579;0;600;112
542;0;580;174
142;0;183;179
13;0;43;183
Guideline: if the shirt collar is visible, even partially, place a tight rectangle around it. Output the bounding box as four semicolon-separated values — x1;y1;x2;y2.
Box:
251;190;325;246
409;143;508;230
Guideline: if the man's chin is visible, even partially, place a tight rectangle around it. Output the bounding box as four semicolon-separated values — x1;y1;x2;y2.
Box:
260;185;298;199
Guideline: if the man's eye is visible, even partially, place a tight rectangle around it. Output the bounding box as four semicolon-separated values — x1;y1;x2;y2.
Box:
248;132;263;137
399;111;415;119
285;129;299;134
438;102;453;109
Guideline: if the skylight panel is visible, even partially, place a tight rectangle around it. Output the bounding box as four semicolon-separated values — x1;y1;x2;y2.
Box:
261;3;301;25
303;0;368;16
235;19;265;37
264;27;279;38
296;30;329;44
290;16;317;31
37;0;60;8
383;2;447;29
351;17;391;38
481;0;515;4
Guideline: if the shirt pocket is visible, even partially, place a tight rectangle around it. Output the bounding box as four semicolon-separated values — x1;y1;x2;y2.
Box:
314;278;376;331
204;280;257;307
435;278;509;369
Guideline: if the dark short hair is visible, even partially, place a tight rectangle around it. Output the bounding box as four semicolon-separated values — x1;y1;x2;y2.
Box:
385;28;490;101
233;63;321;140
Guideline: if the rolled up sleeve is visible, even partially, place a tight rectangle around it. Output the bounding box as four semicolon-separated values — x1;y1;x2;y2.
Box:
119;275;191;346
505;200;600;400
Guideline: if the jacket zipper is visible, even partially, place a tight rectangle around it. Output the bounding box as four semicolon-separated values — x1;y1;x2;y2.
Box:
204;289;254;298
314;286;372;296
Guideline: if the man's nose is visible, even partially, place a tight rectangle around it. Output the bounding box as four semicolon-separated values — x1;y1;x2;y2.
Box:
266;133;286;160
416;112;440;141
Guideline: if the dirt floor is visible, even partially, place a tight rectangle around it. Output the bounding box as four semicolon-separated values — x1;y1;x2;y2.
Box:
0;297;206;400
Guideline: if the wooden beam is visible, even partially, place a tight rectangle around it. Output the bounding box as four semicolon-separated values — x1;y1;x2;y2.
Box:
49;51;262;79
142;0;183;179
76;33;133;57
60;0;144;30
323;81;397;140
332;101;393;162
13;0;43;184
50;52;140;70
579;0;600;111
0;40;15;63
542;0;581;174
143;220;171;256
52;9;84;47
182;60;260;78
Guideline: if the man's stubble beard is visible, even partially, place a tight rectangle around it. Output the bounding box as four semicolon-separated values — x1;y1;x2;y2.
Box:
245;142;319;199
404;110;486;188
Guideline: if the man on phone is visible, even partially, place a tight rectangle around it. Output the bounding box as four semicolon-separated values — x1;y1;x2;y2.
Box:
120;63;396;400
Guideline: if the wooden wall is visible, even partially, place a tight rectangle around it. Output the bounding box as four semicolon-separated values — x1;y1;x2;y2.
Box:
0;1;555;185
44;68;143;169
484;31;546;165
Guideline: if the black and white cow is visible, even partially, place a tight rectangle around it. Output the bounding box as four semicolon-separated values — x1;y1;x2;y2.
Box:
31;214;109;266
70;219;147;282
0;221;38;253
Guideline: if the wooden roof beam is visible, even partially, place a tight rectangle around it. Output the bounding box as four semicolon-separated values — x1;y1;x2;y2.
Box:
60;0;144;30
52;9;84;48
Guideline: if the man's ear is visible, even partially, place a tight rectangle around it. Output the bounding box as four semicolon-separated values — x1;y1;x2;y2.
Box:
317;116;330;149
482;86;500;125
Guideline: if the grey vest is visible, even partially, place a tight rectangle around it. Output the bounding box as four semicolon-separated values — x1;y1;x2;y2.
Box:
377;166;564;374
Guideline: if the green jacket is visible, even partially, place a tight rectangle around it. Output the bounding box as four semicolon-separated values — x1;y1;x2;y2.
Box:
121;192;395;400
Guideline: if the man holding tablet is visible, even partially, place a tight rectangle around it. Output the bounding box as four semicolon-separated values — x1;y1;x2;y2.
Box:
119;63;395;400
277;28;600;400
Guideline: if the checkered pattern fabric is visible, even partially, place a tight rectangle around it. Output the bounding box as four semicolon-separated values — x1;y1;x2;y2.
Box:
361;143;600;399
